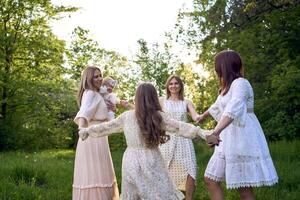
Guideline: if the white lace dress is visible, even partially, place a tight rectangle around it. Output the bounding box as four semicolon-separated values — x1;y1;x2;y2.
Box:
205;78;278;189
83;110;209;200
159;98;197;190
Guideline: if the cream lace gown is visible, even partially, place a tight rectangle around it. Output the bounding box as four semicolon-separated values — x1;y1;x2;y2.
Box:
73;90;119;200
83;110;209;200
159;98;197;190
205;78;278;189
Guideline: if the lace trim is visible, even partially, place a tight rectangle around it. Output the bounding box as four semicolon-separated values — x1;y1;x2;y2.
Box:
208;106;221;121
223;111;246;127
72;181;116;189
227;178;278;189
204;172;224;182
121;192;184;200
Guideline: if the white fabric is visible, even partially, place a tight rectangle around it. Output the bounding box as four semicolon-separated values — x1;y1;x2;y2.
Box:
99;89;120;121
82;110;208;199
73;90;119;199
74;90;108;123
159;98;198;191
205;78;278;189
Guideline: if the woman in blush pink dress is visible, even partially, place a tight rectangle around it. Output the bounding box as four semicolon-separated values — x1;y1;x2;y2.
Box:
73;66;119;200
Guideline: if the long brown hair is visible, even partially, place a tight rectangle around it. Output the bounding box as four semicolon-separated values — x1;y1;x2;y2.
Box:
135;83;170;148
165;75;184;100
214;50;244;95
77;66;102;107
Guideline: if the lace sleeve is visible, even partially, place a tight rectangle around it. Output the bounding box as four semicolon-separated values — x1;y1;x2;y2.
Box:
208;100;222;122
161;112;210;140
222;78;249;126
86;112;126;138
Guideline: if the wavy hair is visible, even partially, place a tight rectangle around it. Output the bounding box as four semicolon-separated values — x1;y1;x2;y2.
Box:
135;83;170;148
77;66;102;107
165;75;184;100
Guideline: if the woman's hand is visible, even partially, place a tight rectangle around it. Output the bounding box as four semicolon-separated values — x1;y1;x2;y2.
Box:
195;114;206;124
205;134;221;147
78;128;89;141
120;100;129;108
105;100;116;112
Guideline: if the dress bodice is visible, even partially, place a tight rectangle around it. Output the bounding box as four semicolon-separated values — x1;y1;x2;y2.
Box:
74;90;109;125
208;78;254;127
164;99;188;122
216;78;254;110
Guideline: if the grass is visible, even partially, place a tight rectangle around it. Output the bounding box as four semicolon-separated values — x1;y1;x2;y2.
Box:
0;140;299;200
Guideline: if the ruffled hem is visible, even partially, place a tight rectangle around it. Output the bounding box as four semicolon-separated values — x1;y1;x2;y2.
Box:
121;189;184;200
227;178;278;189
204;172;224;182
73;181;116;189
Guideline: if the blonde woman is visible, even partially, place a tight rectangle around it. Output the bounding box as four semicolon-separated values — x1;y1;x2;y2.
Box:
159;75;203;200
78;83;219;199
73;66;119;200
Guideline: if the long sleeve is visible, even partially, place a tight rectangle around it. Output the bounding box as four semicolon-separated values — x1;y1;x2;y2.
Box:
161;112;211;140
85;112;126;138
74;90;103;124
108;93;120;105
208;99;222;122
222;78;249;127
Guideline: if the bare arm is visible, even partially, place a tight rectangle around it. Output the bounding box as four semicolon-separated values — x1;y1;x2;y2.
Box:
213;116;234;136
77;118;88;129
197;110;211;123
187;100;200;122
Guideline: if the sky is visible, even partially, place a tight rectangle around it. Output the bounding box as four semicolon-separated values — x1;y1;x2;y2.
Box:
50;0;191;57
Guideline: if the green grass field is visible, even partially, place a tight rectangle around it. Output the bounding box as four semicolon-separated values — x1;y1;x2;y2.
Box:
0;140;299;200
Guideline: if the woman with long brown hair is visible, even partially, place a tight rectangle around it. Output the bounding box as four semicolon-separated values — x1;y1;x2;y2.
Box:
159;75;202;199
199;50;278;200
73;66;119;200
78;83;219;199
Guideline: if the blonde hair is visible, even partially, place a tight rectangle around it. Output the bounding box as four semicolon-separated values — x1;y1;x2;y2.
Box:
102;77;118;87
77;66;102;107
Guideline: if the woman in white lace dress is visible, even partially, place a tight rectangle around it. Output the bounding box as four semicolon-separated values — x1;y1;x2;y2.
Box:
159;75;202;200
79;83;219;200
73;66;119;200
199;50;278;200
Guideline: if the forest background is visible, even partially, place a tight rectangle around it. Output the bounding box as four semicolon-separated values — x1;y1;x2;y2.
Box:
0;0;299;199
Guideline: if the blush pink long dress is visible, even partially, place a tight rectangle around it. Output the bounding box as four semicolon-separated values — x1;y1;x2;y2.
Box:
73;89;119;200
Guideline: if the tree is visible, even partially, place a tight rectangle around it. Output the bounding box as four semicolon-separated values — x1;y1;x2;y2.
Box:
0;0;77;150
134;39;175;95
174;0;300;139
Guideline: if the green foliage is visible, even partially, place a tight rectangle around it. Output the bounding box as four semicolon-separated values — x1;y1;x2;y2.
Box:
174;0;300;139
0;0;78;150
1;140;300;199
134;39;176;96
67;27;138;101
11;165;47;187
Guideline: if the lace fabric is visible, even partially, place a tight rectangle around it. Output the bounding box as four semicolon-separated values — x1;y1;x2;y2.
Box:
205;78;278;188
83;110;205;199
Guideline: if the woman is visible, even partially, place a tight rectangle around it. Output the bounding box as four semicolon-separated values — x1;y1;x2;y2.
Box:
78;83;219;200
159;75;202;200
199;50;278;200
73;66;119;200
